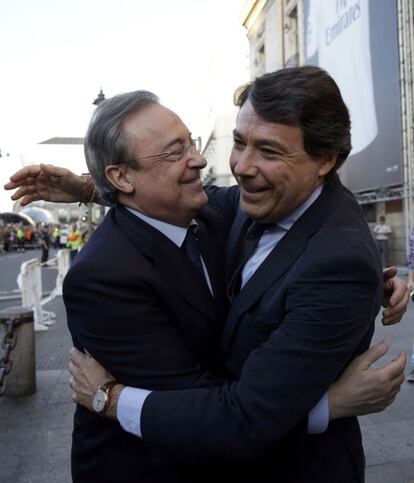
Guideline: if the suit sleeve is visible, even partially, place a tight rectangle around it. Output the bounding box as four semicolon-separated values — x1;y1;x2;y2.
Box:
141;252;382;462
204;185;240;221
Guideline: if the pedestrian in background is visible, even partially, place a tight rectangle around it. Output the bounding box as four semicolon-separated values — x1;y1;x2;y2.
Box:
3;225;11;252
24;225;33;246
406;226;414;382
0;226;5;254
53;225;61;249
60;225;68;248
373;215;393;267
66;223;82;262
40;224;50;264
16;224;25;252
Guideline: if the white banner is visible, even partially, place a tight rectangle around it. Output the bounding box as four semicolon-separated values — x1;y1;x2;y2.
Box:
305;0;377;155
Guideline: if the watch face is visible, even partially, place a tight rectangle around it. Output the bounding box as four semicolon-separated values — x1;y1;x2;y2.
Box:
92;389;107;413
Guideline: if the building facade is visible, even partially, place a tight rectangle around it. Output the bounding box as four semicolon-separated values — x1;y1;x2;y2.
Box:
241;0;414;265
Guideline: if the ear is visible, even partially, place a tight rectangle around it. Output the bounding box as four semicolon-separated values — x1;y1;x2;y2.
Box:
105;165;134;194
318;154;337;177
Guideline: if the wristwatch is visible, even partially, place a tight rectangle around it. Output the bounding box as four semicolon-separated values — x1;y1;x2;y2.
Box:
92;380;119;414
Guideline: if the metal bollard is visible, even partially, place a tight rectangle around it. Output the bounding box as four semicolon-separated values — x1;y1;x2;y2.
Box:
0;307;36;396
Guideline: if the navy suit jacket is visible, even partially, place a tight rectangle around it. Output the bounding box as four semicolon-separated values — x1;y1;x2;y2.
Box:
63;198;237;483
141;176;383;482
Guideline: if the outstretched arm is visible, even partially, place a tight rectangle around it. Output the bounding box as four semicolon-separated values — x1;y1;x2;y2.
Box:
4;164;94;205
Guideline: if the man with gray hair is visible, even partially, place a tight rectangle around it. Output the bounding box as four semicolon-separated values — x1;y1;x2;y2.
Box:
60;90;236;482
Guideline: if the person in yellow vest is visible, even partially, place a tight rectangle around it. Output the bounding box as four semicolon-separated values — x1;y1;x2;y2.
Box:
16;224;25;252
66;223;83;262
53;225;61;249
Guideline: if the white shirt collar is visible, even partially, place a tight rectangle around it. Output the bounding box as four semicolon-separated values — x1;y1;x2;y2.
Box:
276;183;324;231
125;207;196;248
124;183;323;243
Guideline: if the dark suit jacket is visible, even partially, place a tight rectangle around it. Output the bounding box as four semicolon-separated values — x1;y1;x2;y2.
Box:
63;198;236;483
141;176;383;483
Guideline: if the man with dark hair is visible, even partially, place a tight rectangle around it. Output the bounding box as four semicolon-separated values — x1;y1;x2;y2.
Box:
235;66;352;174
5;66;408;482
68;66;406;482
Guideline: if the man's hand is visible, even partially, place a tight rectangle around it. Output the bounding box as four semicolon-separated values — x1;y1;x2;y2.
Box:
4;164;88;205
382;267;409;325
69;347;124;418
328;340;406;420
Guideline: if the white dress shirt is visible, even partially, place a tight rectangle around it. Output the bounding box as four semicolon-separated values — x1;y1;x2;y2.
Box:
373;222;392;241
125;207;213;294
119;190;329;438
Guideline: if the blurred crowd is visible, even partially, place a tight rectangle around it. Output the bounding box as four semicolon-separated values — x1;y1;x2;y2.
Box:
0;222;91;257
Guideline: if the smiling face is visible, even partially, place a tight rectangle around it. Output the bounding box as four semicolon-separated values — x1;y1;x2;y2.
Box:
115;104;208;227
230;100;336;223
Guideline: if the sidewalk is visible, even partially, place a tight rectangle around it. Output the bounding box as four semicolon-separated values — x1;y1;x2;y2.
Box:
0;296;413;482
0;297;73;483
362;312;414;482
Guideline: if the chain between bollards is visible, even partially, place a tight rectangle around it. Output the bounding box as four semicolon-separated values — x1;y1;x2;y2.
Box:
0;318;18;396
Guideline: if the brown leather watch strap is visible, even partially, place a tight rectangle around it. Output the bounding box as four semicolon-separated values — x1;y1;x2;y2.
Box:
100;380;119;392
100;380;120;415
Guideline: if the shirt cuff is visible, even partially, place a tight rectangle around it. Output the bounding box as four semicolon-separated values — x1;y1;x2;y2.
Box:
117;386;152;437
307;391;329;434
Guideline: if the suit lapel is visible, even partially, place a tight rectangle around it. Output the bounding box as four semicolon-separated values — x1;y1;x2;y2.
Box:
225;215;252;283
152;239;218;323
196;221;228;324
221;177;343;355
113;206;217;324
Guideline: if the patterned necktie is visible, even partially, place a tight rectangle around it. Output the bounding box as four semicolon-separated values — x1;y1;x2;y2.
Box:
227;222;272;301
182;226;206;281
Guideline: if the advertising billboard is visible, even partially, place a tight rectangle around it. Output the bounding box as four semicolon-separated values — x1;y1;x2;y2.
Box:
304;0;402;192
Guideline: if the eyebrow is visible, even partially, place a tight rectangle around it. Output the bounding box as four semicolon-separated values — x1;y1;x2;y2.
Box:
162;133;192;151
232;129;289;153
161;137;184;151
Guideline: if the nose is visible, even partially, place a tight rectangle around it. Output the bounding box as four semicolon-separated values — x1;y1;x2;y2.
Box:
231;147;258;178
187;150;207;170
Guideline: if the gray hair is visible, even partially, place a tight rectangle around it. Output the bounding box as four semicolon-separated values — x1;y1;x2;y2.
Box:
84;90;159;204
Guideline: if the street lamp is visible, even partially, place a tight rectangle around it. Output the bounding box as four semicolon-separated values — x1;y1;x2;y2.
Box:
93;89;106;106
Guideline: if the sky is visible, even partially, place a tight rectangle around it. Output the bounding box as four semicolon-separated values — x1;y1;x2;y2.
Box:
0;0;249;211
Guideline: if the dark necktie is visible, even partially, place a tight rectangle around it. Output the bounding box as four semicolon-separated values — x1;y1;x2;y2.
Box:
227;222;271;301
182;226;206;281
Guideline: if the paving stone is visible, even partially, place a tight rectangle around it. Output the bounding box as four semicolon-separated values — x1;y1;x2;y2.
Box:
15;441;71;481
366;460;414;483
49;378;72;405
0;451;23;481
35;299;72;371
363;419;414;466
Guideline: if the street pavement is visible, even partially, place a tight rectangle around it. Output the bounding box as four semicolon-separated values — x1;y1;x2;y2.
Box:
0;248;59;304
0;250;413;482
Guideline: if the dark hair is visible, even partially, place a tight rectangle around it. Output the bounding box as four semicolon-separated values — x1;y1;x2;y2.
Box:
84;90;159;204
235;66;352;176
